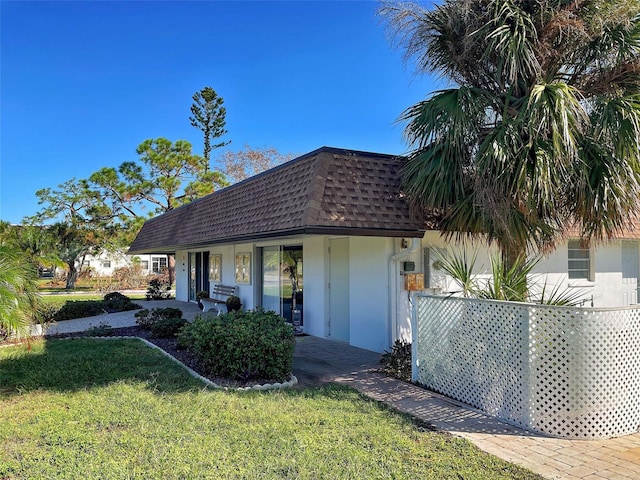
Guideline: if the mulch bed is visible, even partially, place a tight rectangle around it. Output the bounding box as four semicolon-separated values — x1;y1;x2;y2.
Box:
44;325;281;389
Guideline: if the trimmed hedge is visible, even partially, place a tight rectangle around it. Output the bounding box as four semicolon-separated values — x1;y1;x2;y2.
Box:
102;292;140;313
178;309;295;382
53;300;104;321
53;293;141;322
150;317;188;338
135;307;184;330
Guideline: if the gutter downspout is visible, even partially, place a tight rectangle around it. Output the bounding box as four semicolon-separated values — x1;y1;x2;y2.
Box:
388;237;421;348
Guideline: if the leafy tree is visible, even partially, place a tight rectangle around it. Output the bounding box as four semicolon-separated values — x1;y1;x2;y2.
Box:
89;137;228;284
30;178;113;227
29;178;112;288
217;145;296;184
189;86;230;164
0;244;41;337
48;222;98;289
381;0;640;269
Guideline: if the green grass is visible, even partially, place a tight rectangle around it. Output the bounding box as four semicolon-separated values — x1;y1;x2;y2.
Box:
0;339;544;480
40;293;146;308
40;294;104;307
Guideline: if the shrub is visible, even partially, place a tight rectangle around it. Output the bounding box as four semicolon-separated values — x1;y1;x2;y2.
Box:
178;308;295;382
86;322;114;337
113;264;146;289
150;317;188;338
54;301;105;321
102;292;140;313
34;304;60;325
196;290;209;300
225;295;242;312
135;307;184;330
135;309;154;329
146;278;172;300
379;339;412;383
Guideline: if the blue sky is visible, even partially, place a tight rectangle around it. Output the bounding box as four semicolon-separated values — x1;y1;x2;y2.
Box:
1;0;439;224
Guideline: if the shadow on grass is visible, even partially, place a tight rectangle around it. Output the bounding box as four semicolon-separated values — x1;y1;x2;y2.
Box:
0;338;207;397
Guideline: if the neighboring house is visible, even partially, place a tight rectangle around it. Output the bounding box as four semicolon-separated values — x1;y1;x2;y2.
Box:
129;146;640;352
82;251;169;277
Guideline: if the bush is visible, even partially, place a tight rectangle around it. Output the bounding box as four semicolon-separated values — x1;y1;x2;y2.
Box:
146;278;172;300
54;301;105;321
379;339;412;383
135;307;184;330
113;264;146;289
226;295;242;312
86;322;114;337
34;304;60;325
196;290;209;300
102;292;140;313
150;317;188;338
178;308;295;382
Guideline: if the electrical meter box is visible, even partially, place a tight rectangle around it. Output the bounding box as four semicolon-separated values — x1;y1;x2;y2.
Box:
404;273;425;291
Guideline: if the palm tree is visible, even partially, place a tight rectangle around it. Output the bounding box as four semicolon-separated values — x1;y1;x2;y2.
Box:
381;0;640;269
0;244;41;338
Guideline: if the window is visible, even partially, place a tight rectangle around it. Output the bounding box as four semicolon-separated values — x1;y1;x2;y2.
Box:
101;261;111;268
235;253;251;284
152;256;168;274
209;254;222;282
568;240;591;280
140;260;149;270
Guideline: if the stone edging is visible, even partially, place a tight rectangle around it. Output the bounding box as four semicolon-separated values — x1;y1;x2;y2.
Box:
7;336;297;391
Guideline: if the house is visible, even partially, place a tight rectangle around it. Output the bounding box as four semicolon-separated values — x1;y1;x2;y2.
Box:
129;146;640;352
83;252;169;277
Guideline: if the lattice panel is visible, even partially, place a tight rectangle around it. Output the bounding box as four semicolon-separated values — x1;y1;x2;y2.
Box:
413;295;640;439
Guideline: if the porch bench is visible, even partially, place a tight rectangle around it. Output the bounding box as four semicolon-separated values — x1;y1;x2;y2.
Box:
200;284;238;315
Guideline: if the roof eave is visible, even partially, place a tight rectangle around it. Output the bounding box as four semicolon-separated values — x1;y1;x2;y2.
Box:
127;226;426;254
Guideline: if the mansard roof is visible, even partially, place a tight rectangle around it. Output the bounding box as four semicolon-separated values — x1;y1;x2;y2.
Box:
128;147;425;254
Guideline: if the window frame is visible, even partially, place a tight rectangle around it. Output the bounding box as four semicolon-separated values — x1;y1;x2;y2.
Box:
567;240;593;282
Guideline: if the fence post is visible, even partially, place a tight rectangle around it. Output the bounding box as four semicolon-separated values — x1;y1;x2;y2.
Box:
411;293;419;383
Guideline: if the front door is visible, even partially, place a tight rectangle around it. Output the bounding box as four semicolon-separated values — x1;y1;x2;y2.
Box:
328;238;349;342
622;241;639;305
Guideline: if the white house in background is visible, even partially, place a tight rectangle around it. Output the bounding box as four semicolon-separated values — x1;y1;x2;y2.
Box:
82;251;168;277
128;147;640;353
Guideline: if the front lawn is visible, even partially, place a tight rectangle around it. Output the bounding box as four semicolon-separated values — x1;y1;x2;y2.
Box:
0;339;544;479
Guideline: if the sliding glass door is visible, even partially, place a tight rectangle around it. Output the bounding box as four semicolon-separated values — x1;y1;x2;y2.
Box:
260;245;303;322
261;246;282;313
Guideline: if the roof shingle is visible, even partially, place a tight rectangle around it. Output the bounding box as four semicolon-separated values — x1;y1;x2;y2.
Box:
128;147;425;254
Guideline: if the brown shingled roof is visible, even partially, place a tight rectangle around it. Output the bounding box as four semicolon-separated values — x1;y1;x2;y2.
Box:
128;147;426;254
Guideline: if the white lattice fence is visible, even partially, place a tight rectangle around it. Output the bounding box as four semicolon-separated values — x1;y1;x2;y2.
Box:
412;294;640;439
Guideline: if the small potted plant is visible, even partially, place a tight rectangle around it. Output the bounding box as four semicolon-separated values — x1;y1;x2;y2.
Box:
226;295;242;312
196;290;210;310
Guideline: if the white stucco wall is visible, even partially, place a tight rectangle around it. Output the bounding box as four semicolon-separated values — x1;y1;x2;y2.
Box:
420;232;640;307
302;236;327;338
534;241;637;307
348;236;393;353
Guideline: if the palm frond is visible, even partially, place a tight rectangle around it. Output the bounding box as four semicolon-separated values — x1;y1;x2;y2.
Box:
433;248;479;297
531;278;588;306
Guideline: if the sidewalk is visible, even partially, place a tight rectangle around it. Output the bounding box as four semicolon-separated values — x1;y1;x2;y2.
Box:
34;299;202;336
37;304;640;479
